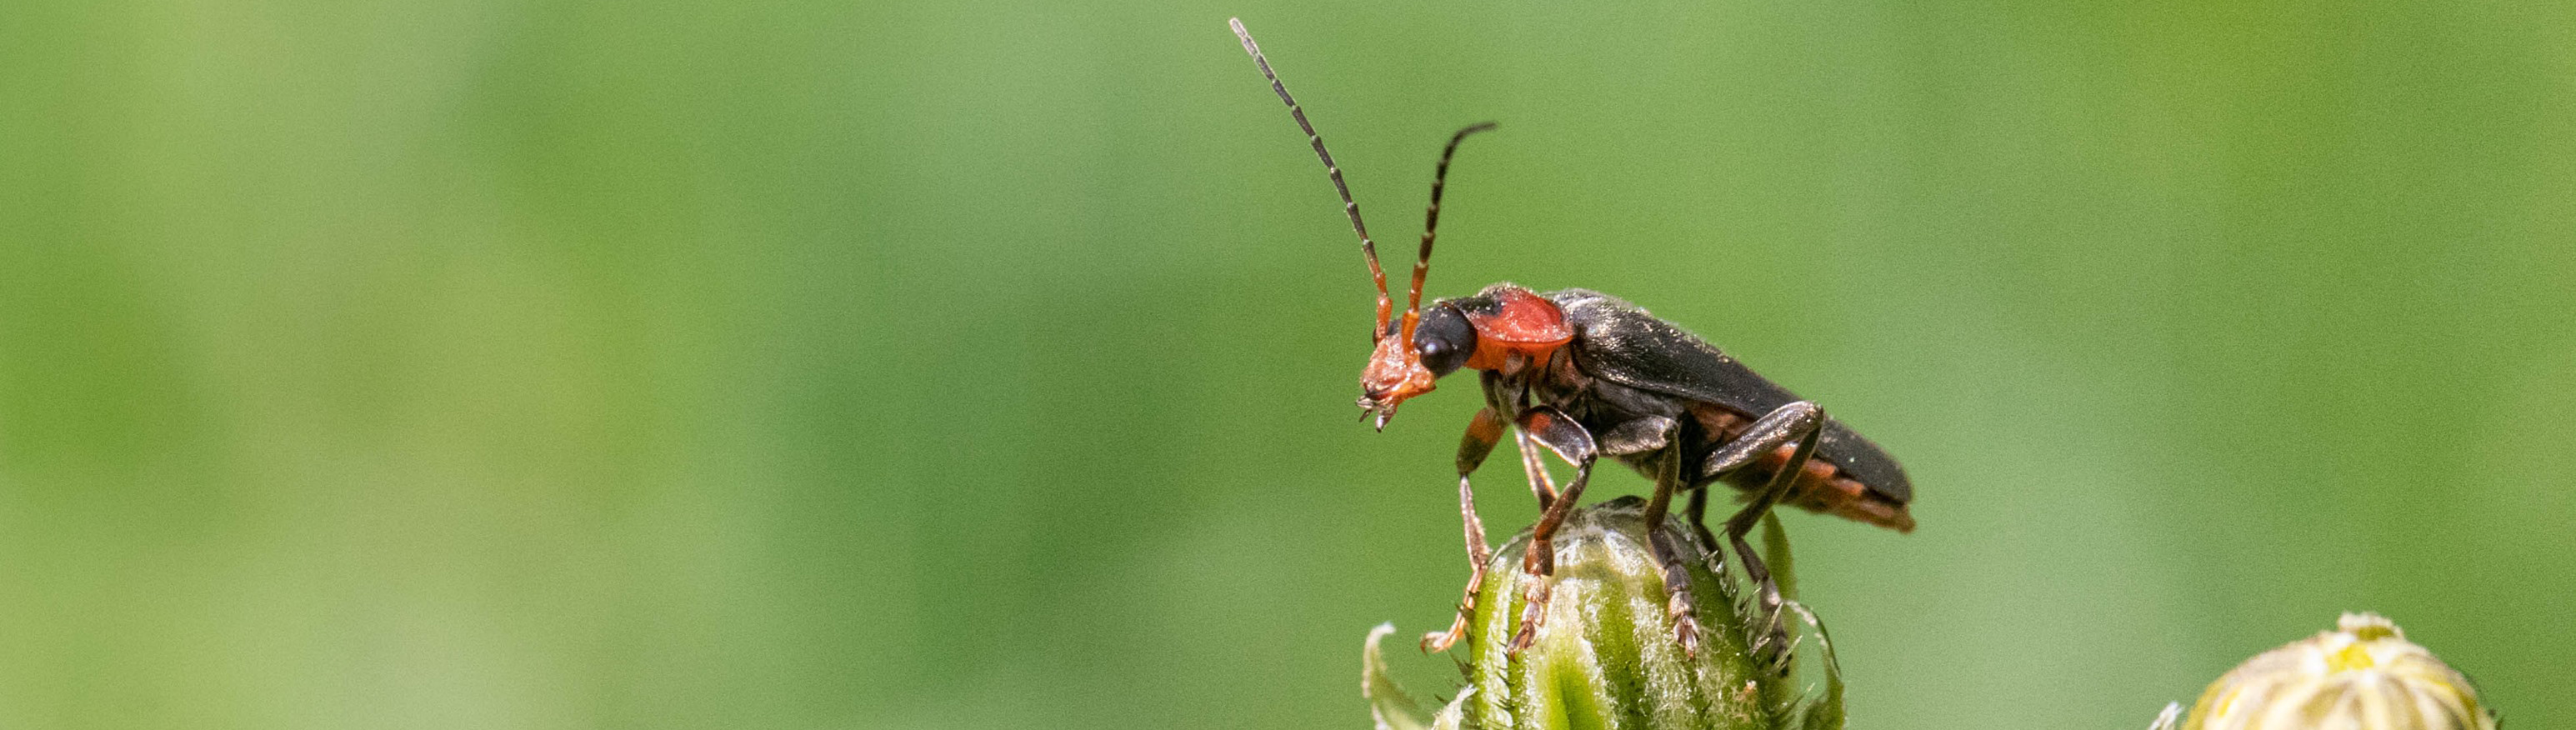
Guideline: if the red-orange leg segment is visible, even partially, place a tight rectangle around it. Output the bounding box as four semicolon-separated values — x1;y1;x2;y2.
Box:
1423;407;1509;652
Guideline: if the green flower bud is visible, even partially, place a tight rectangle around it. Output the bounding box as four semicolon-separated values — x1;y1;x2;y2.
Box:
2151;612;2498;730
1365;496;1844;730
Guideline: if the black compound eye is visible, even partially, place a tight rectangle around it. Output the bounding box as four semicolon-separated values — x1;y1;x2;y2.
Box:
1413;306;1476;376
1418;337;1452;361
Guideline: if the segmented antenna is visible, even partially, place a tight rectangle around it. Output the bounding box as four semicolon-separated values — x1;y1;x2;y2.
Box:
1400;122;1496;346
1229;18;1395;340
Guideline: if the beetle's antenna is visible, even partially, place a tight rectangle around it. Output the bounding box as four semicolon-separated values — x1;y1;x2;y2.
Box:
1231;18;1396;341
1401;122;1496;345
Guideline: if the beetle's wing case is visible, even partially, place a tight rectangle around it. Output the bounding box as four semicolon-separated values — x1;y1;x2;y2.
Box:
1548;288;1913;506
1548;289;1798;411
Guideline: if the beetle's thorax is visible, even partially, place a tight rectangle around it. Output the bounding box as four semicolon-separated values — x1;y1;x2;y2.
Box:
1453;283;1576;373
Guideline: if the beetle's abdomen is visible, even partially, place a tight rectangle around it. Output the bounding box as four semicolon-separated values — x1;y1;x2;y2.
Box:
1689;404;1916;533
1733;445;1916;532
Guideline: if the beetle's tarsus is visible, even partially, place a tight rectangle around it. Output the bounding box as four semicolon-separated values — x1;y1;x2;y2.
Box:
1670;604;1703;658
1645;525;1704;659
1507;574;1550;654
1422;562;1483;652
1422;607;1472;652
1748;612;1793;675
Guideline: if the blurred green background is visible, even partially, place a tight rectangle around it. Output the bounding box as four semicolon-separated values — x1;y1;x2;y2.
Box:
5;0;2572;728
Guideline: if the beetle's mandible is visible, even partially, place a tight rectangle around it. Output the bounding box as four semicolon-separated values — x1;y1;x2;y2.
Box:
1230;18;1913;668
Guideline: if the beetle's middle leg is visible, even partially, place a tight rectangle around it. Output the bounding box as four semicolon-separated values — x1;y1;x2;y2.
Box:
1423;406;1508;652
1514;429;1561;512
1701;401;1825;672
1603;417;1710;657
1505;405;1596;654
1490;369;1559;512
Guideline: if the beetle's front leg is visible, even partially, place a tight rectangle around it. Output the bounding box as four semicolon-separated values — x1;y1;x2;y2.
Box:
1423;406;1508;652
1506;406;1596;655
1701;401;1825;672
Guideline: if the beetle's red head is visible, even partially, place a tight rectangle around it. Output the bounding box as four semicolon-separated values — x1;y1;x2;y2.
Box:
1344;118;1493;432
1356;323;1436;429
1357;304;1478;430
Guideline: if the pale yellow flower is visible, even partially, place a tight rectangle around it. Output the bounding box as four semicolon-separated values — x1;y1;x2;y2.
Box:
2153;612;2498;730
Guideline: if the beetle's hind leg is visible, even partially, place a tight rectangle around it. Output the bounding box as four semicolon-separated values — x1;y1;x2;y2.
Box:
1702;401;1825;673
1424;407;1509;652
